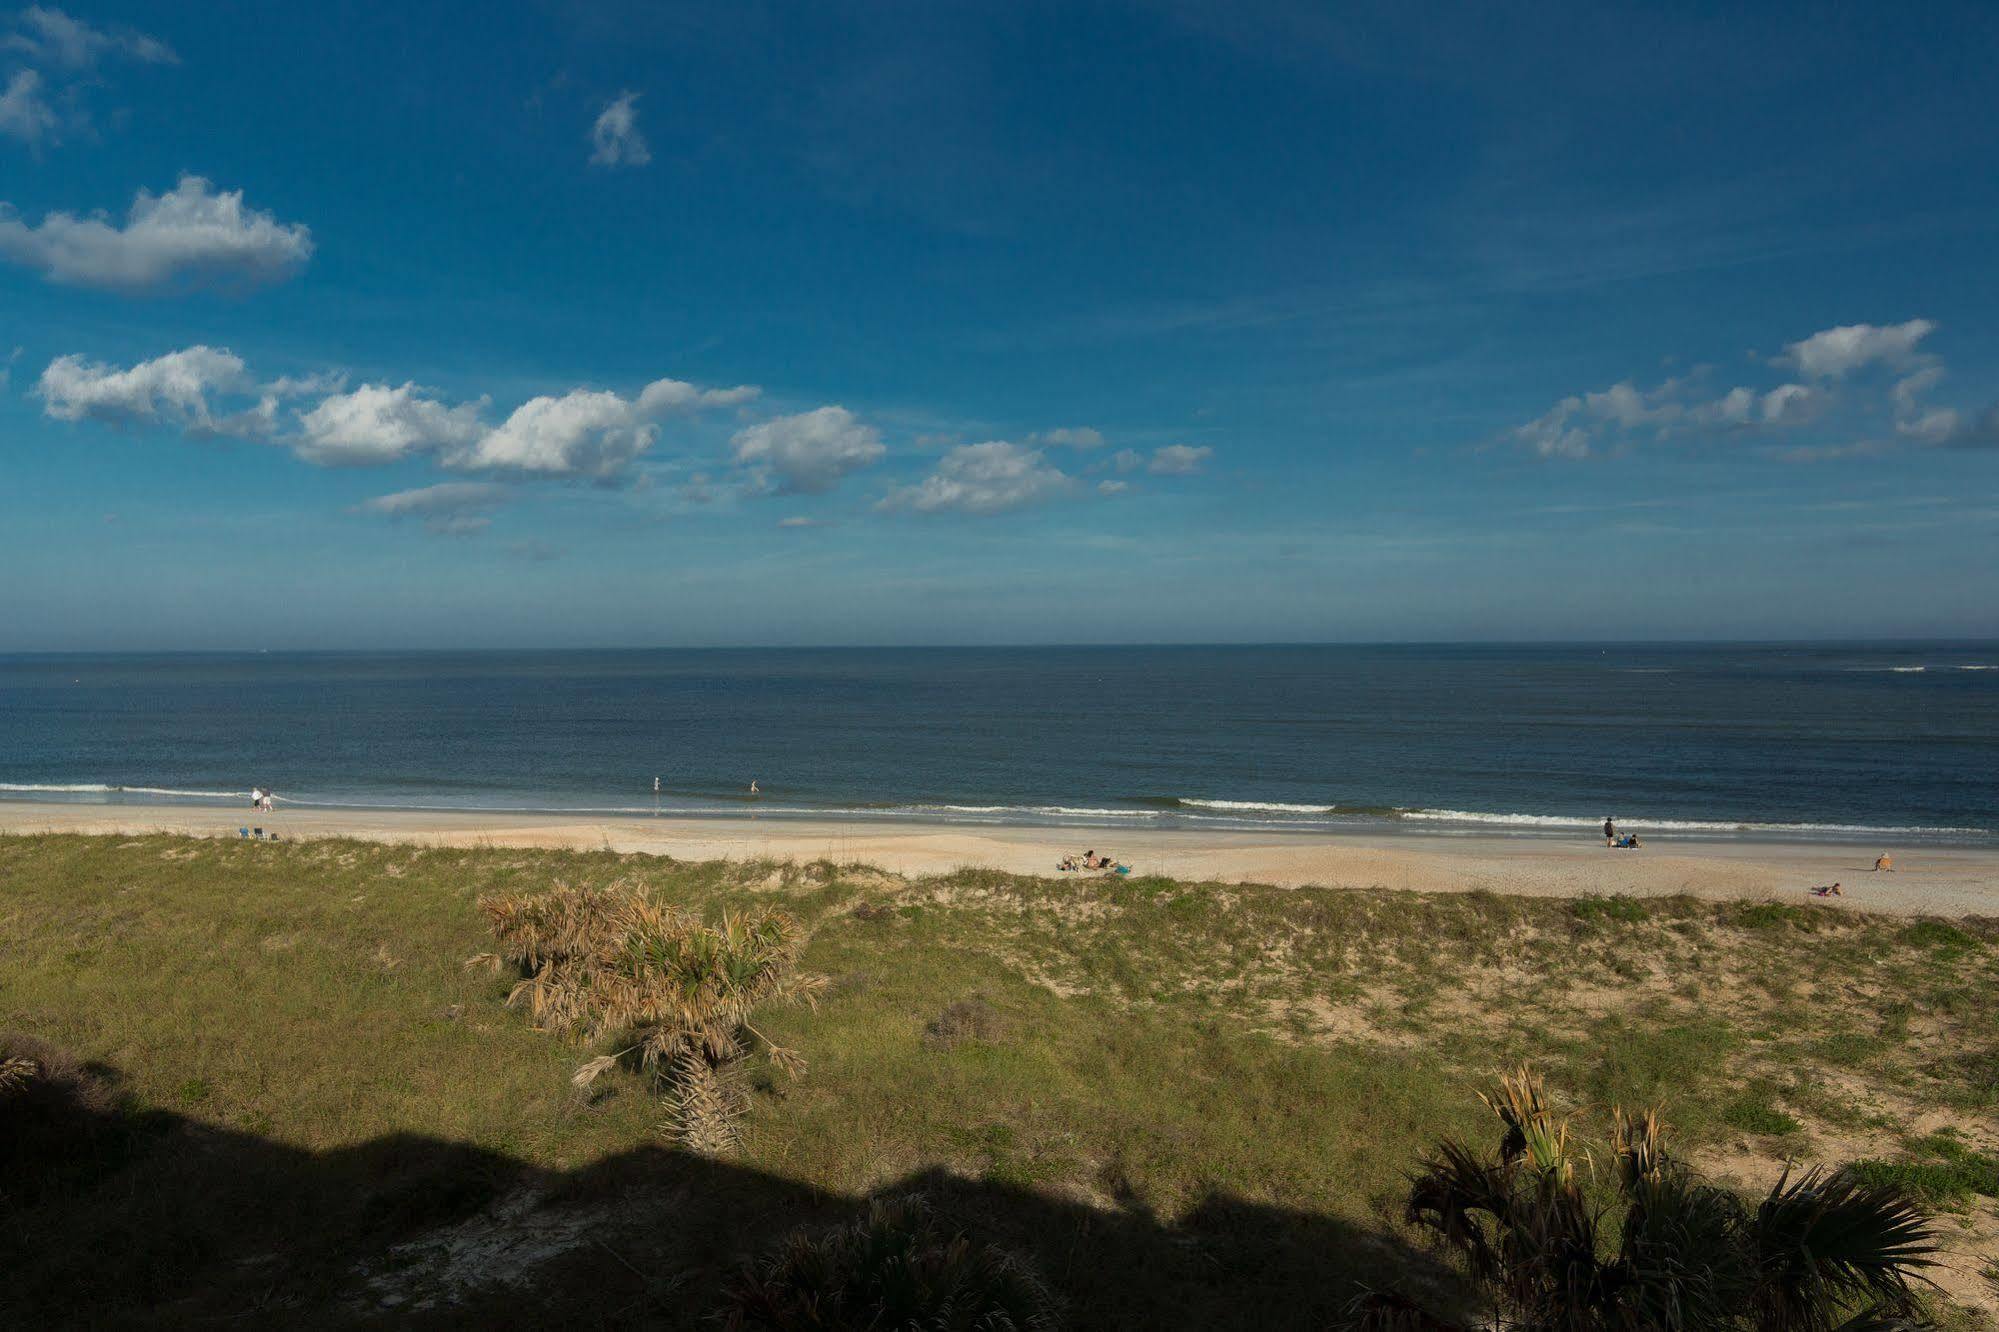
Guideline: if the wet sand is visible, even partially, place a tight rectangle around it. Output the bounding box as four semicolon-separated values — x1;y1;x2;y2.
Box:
1;800;1992;918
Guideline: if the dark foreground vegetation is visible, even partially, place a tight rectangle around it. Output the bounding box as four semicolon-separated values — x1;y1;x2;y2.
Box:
2;834;1994;1326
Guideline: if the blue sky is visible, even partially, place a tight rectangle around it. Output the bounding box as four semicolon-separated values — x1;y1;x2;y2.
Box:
3;0;1997;649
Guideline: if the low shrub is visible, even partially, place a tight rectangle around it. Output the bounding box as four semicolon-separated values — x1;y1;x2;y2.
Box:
924;997;1009;1050
718;1194;1055;1330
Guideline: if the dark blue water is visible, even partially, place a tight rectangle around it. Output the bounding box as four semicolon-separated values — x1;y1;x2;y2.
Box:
2;644;1995;842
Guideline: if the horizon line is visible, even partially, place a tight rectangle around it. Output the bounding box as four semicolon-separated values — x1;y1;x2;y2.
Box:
4;635;1998;657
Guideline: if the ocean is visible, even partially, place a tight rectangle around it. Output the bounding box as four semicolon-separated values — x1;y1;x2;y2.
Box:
1;644;1994;843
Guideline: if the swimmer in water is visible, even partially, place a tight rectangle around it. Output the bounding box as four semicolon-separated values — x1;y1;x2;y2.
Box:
749;779;759;796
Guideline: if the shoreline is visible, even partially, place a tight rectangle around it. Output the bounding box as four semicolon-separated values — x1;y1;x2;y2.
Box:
3;798;1994;917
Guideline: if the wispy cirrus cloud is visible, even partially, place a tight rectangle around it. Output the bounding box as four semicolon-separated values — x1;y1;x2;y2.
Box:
589;91;650;167
3;6;176;70
1108;444;1216;476
1031;426;1104;449
357;482;510;537
0;176;313;292
1;7;176;148
0;68;55;145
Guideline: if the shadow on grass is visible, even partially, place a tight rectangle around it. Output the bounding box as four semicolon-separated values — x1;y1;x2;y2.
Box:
2;1046;1461;1328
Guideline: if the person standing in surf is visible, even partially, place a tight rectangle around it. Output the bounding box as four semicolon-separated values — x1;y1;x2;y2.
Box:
1603;816;1616;846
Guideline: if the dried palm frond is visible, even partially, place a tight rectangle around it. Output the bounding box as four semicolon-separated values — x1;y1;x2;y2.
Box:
570;1054;621;1088
1478;1065;1571;1180
1613;1105;1665;1192
0;1055;40;1095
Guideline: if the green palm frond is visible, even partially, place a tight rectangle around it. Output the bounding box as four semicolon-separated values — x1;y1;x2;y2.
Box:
1383;1074;1944;1332
1751;1165;1939;1332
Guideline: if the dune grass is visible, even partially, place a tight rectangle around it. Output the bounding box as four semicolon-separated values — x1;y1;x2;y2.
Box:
1;832;1995;1326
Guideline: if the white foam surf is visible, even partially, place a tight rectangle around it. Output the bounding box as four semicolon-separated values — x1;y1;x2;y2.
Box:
1400;809;1985;836
0;782;251;799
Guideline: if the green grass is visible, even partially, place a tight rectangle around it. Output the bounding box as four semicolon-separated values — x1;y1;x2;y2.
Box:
1719;1084;1804;1137
1847;1151;1999;1207
3;832;1996;1327
1572;894;1650;925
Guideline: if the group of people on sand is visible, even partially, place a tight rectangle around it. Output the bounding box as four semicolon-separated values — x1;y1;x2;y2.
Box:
1601;818;1641;850
248;787;275;812
1059;849;1126;874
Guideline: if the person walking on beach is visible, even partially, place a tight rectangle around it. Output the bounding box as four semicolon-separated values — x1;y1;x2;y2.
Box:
1603;816;1616;846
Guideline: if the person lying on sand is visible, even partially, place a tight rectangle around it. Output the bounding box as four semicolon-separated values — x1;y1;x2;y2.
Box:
1808;882;1843;897
1613;834;1642;849
1058;851;1128;873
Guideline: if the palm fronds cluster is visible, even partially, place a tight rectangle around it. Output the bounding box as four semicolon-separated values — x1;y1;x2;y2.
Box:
718;1194;1056;1330
0;1054;40;1095
1356;1068;1940;1331
480;882;822;1151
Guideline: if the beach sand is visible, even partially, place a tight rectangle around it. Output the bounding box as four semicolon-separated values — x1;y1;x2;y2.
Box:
3;799;1993;918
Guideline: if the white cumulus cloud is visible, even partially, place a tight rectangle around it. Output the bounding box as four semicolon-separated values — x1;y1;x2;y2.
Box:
1148;443;1213;475
0;176;313;292
37;346;248;431
636;376;759;414
452;389;656;479
40;345;750;482
732;406;886;494
589;91;650;167
1780;319;1935;379
1757;383;1818;425
296;383;488;466
879;440;1074;515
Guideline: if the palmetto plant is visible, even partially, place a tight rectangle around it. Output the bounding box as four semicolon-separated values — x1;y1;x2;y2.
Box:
1354;1068;1939;1331
481;883;822;1151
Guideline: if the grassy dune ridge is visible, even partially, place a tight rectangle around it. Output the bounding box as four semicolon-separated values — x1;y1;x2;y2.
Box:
2;833;1995;1325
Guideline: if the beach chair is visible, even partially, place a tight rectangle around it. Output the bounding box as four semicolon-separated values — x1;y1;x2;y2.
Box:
240;827;250;838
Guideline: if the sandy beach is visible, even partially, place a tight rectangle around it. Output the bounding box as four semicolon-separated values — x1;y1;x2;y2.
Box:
3;799;1992;918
